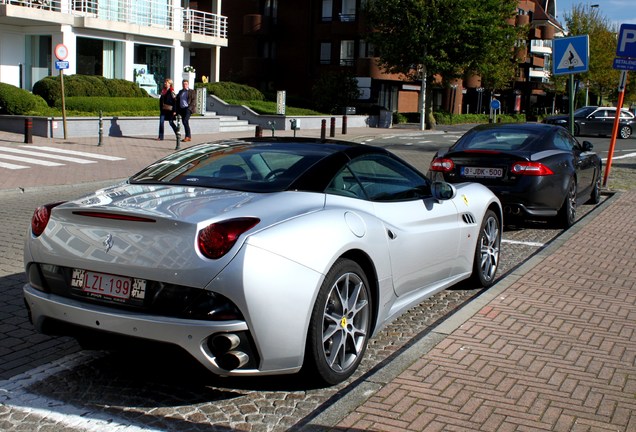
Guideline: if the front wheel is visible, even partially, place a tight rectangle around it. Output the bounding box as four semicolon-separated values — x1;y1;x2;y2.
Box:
556;179;577;228
587;174;601;205
304;259;371;385
619;125;632;139
469;210;501;287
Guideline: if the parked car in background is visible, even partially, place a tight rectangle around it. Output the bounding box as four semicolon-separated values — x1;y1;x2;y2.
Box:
24;137;502;386
429;123;602;228
543;106;634;139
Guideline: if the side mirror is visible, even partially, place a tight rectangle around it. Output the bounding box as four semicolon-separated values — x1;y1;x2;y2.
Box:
431;181;456;201
582;141;593;151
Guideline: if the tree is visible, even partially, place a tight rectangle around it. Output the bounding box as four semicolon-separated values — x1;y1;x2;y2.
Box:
563;4;621;106
364;0;520;129
311;70;361;114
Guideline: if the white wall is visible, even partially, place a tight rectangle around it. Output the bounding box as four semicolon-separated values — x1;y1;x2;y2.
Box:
0;28;26;88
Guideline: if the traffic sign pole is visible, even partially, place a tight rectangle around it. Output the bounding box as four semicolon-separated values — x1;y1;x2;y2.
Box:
603;70;628;187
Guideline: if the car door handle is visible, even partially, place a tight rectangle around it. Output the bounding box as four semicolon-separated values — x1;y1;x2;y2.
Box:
387;229;397;240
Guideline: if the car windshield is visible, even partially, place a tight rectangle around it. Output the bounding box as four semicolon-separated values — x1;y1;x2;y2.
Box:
129;141;337;192
574;106;597;117
453;128;543;152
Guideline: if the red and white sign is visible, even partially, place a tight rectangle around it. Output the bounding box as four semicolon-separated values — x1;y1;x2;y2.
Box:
54;43;68;60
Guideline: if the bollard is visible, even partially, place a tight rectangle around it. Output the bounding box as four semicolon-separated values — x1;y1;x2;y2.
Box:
24;117;33;144
321;119;326;140
97;111;103;146
175;114;182;150
342;115;348;135
255;125;263;137
330;117;335;137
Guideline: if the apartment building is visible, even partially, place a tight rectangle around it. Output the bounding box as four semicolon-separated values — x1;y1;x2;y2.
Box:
220;0;564;117
0;0;227;94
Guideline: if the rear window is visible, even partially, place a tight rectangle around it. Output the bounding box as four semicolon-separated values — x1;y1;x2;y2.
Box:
453;129;542;152
129;141;336;192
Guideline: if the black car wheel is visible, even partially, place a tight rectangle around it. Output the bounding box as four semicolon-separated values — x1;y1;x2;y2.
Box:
573;123;580;136
619;125;632;139
305;259;371;385
587;174;601;205
557;179;577;228
469;210;501;287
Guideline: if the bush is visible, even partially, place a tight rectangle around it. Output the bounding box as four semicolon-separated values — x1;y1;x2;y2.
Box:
201;82;265;101
33;75;149;107
60;96;158;114
0;83;43;115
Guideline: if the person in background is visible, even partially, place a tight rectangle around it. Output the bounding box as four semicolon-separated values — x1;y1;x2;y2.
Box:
157;78;178;141
176;79;196;142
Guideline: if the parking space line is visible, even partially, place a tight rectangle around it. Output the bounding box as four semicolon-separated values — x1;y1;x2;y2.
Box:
502;238;545;247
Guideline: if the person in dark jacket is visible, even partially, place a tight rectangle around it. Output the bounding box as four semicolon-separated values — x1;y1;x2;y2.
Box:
157;78;178;141
176;79;196;142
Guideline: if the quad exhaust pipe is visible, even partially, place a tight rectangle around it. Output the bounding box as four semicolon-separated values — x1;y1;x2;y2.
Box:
504;206;522;215
209;333;249;371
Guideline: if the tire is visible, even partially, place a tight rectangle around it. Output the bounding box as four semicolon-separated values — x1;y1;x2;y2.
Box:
304;259;371;386
619;125;632;139
587;173;601;205
469;210;501;287
573;124;580;136
556;179;577;228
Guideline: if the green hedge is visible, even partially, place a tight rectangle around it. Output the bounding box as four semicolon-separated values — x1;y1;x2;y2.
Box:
60;96;158;114
0;82;49;115
199;81;265;101
33;75;148;107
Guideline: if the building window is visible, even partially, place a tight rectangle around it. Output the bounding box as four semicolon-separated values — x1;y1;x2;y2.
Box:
322;0;332;21
340;0;356;21
340;40;355;66
320;42;332;64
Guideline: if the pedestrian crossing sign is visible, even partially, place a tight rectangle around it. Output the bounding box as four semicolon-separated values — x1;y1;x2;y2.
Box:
553;35;589;75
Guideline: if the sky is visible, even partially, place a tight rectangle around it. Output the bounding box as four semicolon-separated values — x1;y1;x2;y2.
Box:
554;0;636;30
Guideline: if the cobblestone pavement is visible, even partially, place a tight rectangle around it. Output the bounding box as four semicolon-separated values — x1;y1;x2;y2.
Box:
0;126;634;431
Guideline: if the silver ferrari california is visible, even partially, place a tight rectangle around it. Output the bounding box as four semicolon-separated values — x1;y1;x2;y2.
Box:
24;137;502;385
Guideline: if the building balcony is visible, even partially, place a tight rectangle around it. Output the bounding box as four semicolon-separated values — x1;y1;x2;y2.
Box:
0;0;228;45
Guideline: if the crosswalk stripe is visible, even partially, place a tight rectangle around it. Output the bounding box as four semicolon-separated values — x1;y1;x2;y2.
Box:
0;161;28;170
0;147;96;164
0;154;63;166
21;146;126;161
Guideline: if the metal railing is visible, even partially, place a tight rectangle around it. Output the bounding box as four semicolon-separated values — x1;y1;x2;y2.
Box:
2;0;227;39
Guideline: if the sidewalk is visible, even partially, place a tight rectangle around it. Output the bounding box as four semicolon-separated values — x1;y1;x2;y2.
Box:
1;126;635;431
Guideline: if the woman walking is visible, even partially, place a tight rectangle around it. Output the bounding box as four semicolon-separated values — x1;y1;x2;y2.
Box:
157;78;178;140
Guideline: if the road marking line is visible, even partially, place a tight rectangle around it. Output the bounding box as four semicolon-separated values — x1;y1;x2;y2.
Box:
0;147;97;164
21;146;126;161
602;152;636;161
502;239;545;247
0;154;63;166
0;161;28;170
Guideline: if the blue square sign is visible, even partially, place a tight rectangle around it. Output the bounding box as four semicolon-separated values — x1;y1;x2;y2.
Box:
553;35;589;75
616;24;636;58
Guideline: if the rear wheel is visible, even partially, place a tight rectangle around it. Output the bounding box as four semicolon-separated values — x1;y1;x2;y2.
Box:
573;124;580;136
587;174;601;205
557;179;577;228
305;259;371;385
469;210;501;287
619;125;632;139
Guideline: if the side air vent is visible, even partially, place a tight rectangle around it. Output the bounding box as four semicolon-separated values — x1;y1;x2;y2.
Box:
462;213;477;225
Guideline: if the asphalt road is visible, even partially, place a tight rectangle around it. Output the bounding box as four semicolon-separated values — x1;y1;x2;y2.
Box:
0;126;610;431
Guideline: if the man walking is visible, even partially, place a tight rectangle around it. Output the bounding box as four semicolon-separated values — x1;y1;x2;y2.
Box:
177;79;196;142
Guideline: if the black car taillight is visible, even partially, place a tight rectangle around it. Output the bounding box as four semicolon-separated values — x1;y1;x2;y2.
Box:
510;161;554;176
31;202;65;237
430;157;455;172
197;217;260;259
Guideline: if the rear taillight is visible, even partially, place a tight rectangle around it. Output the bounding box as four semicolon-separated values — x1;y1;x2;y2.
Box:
198;217;260;259
510;161;554;176
31;202;65;237
430;157;455;172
